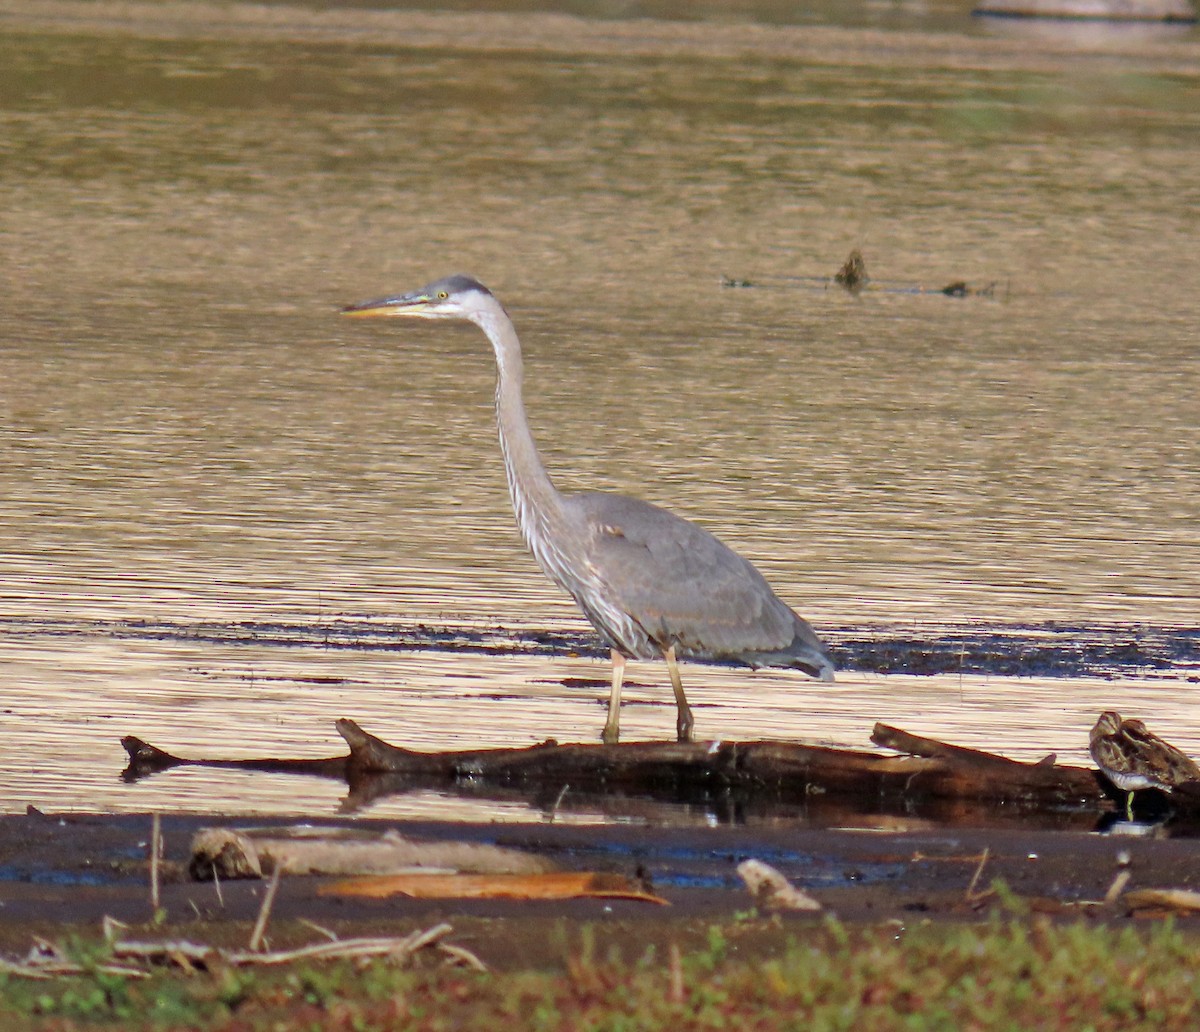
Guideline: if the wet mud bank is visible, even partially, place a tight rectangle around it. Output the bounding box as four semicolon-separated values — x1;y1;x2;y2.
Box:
4;812;1200;965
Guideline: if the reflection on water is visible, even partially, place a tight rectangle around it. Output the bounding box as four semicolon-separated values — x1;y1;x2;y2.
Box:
0;0;1197;819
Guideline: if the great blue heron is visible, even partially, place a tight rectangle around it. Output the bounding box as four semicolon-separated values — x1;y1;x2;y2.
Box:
342;274;835;744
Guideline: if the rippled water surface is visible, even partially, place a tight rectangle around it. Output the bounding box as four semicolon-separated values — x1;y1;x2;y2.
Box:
1;0;1198;819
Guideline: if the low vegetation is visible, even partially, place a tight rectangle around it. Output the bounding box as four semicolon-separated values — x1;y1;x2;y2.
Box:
3;910;1200;1031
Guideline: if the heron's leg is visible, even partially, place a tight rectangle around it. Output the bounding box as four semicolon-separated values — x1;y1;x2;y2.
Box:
1125;791;1135;822
601;650;625;745
664;645;693;743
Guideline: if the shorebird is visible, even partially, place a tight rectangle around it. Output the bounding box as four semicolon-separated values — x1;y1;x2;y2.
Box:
1089;710;1200;819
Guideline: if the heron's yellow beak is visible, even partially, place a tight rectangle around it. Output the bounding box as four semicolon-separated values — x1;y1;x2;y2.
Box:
340;293;433;318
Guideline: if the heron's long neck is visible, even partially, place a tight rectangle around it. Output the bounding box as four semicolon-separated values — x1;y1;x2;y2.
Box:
476;308;564;558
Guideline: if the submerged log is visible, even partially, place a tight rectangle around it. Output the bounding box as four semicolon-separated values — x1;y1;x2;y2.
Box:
122;720;1105;811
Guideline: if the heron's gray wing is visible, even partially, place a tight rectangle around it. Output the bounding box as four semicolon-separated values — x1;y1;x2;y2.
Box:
569;491;799;658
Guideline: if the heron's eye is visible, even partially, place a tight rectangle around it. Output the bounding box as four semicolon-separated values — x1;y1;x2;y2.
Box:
437;291;449;299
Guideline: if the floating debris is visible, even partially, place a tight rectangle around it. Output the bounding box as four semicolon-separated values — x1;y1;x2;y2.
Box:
941;280;997;297
1123;888;1200;915
190;825;556;881
320;870;668;904
737;858;822;912
834;249;869;294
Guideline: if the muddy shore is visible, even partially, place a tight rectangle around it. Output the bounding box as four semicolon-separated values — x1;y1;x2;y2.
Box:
3;811;1200;968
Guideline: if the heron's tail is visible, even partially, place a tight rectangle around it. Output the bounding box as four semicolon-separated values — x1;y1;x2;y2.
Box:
786;613;836;682
789;650;836;682
747;627;836;682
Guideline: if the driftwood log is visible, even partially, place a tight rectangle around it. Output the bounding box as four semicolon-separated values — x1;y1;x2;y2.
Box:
189;825;557;880
122;720;1107;821
337;719;1102;805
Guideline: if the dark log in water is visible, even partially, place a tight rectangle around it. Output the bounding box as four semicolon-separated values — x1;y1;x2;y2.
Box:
122;720;1105;811
120;735;348;781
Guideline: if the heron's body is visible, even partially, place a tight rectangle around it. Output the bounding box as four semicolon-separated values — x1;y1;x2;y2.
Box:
343;274;834;742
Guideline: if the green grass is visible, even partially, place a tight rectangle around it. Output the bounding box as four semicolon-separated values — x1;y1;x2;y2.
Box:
4;914;1200;1031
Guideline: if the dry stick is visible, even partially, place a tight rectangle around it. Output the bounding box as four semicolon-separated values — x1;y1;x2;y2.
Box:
0;958;54;980
965;848;991;901
212;864;224;909
437;942;488;972
1103;850;1133;907
1;925;459;979
4;938;153;981
1104;870;1132;906
113;940;215;965
248;864;283;952
150;813;161;912
298;918;340;942
668;941;685;1005
3;960;151;980
550;783;570;821
110;931;453;968
102;915;127;943
390;922;454;959
231;924;454;967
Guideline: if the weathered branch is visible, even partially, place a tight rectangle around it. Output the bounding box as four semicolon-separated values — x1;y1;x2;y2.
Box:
120;735;347;781
121;720;1104;811
335;718;1102;805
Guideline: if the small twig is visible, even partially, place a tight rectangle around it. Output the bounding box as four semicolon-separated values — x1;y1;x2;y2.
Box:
668;941;685;1005
212;864;224;909
549;783;570;821
437;942;489;972
102;916;127;944
227;925;453;967
0;958;54;980
1104;871;1132;906
1;949;152;980
0;923;459;979
150;813;161;912
298;918;340;943
392;922;455;959
248;865;282;953
167;948;198;974
965;848;991;901
111;940;217;966
1104;853;1133;906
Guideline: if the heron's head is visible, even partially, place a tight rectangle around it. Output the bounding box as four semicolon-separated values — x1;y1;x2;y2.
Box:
340;274;497;324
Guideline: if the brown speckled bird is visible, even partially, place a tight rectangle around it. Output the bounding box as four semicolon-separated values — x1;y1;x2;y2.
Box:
1089;711;1200;818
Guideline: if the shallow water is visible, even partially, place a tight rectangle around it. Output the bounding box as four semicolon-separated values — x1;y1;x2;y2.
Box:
0;0;1198;820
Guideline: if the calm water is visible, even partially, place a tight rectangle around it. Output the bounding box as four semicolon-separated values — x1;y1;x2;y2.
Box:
1;0;1198;820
